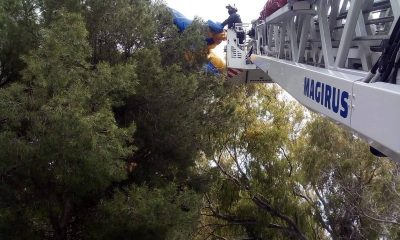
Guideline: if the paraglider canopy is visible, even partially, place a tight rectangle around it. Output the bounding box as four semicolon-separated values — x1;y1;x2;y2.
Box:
170;8;193;32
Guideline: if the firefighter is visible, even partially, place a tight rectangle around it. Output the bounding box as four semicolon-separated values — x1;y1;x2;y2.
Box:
222;4;242;29
222;4;245;44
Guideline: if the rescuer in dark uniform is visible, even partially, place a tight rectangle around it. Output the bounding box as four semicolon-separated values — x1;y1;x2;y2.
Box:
222;4;245;44
222;4;242;29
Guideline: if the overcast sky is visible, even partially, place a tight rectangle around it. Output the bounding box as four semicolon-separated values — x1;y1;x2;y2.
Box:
164;0;267;23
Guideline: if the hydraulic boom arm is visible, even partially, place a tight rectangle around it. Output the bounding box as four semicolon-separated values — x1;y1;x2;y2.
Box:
226;0;400;162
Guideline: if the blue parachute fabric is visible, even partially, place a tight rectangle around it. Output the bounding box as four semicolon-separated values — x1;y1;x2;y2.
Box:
170;8;193;32
207;20;224;33
204;62;220;75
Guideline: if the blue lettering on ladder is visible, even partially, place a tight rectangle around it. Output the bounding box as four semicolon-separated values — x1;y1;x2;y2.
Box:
304;77;349;118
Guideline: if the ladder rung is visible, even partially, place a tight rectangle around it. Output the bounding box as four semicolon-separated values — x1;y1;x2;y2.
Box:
370;46;384;52
337;0;391;20
333;16;394;30
353;35;389;41
366;16;395;25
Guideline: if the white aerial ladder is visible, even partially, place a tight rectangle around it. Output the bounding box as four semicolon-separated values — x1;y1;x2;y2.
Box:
225;0;400;162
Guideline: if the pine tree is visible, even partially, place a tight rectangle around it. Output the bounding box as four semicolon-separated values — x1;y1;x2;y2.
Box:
0;0;40;86
1;1;211;238
293;117;400;239
0;12;135;239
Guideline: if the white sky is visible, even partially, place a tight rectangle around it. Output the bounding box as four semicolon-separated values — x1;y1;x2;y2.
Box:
164;0;267;24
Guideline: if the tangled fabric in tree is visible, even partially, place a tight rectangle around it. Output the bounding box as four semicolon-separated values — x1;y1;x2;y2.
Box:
171;8;193;32
170;8;226;74
207;20;224;34
260;0;288;19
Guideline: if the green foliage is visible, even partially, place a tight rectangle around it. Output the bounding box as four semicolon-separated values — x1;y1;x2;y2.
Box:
1;0;208;239
0;0;40;86
86;184;201;240
159;18;208;70
292;116;400;239
1;0;399;240
0;12;135;239
196;84;315;239
83;0;172;64
40;0;83;19
127;47;207;182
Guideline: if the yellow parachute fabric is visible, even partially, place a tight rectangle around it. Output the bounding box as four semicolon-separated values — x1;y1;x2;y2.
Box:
208;51;225;72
